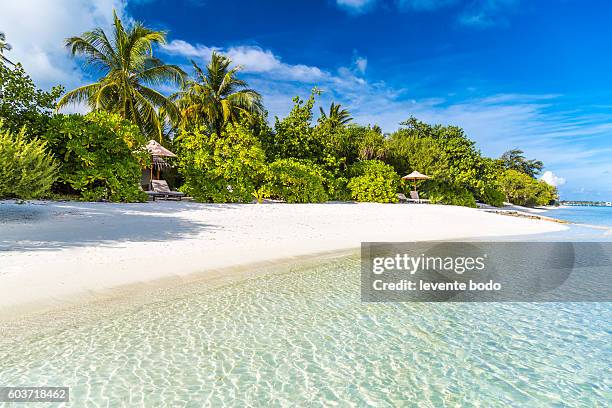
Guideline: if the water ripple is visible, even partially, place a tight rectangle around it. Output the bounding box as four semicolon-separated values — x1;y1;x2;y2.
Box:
1;256;610;406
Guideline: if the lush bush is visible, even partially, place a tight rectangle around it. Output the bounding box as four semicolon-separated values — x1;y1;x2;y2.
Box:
386;131;443;178
481;185;506;207
422;180;477;208
262;91;324;161
0;63;63;137
347;160;399;203
386;118;510;207
43;112;148;202
177;123;267;202
0;124;58;199
499;169;557;207
265;159;328;203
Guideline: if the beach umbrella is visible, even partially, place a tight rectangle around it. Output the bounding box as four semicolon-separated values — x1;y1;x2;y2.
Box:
402;170;431;192
145;140;176;180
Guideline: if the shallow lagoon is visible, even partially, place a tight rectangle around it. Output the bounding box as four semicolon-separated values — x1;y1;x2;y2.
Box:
1;254;610;406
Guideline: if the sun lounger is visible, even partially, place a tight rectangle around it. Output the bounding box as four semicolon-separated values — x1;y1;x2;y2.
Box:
406;191;430;204
397;193;408;203
149;180;185;200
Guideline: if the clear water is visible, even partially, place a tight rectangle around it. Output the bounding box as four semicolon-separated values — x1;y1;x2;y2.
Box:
545;206;612;227
1;256;610;406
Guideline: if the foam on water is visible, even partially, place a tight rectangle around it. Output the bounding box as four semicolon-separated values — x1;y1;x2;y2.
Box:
1;256;610;406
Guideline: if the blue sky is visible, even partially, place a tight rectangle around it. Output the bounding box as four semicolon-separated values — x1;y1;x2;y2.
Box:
2;0;611;200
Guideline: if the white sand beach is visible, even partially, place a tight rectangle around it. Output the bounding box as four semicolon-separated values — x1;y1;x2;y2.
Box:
0;200;567;318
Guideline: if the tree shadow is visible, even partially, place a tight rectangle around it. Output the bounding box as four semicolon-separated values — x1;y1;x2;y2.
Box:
0;201;235;252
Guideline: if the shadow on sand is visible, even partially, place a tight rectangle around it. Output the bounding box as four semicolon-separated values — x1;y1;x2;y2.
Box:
0;201;233;252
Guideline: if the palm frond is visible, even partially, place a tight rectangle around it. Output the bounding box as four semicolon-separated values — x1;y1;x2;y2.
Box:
56;83;102;111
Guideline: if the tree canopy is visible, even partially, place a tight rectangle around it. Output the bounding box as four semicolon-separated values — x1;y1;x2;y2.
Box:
175;53;264;134
57;11;185;140
500;148;544;178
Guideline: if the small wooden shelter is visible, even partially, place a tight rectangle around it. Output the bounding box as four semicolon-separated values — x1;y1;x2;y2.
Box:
145;140;176;181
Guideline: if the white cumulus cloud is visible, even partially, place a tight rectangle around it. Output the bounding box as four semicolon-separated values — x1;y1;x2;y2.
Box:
540;171;566;187
0;0;129;90
162;40;363;85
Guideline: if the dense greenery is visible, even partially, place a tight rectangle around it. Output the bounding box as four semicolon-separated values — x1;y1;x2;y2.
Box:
386;117;504;206
57;11;185;140
265;159;328;203
500;149;543;178
0;63;63;136
499;170;557;207
0;14;558;207
43;112;148;202
347;160;399;203
263;91;323;162
422;180;478;207
0;123;58;199
177;122;267;203
175;53;264;134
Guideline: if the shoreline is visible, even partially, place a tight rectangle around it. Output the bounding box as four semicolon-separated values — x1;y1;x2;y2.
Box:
0;200;568;321
0;248;358;341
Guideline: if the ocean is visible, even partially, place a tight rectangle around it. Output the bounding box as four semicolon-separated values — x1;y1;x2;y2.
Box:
545;205;612;227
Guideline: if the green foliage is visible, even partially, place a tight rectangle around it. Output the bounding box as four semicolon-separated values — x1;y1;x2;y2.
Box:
386;131;442;177
386;117;504;207
347;160;399;203
481;185;506;207
265;159;328;203
177;123;267;202
0;123;58;199
43;112;148;202
500;149;543;178
176;54;264;134
58;11;185;140
499;169;557;207
422;180;477;208
263;90;324;161
0;63;63;136
318;102;352;129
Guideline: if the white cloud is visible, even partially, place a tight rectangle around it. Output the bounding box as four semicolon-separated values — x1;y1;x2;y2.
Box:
336;0;377;13
162;40;369;86
354;56;368;74
540;171;566;187
0;0;128;90
163;40;326;82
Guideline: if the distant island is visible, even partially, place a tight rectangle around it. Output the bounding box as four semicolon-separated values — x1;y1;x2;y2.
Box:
561;200;612;207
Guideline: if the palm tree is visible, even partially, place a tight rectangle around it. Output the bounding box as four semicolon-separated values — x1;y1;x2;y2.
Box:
57;11;185;140
0;31;14;66
175;52;264;134
319;102;352;128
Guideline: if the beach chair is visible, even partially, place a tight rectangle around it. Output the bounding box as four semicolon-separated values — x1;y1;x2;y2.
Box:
397;193;408;203
150;180;185;200
406;191;430;204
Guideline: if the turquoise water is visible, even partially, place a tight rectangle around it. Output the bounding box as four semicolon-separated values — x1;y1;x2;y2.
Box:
1;256;610;406
546;206;612;227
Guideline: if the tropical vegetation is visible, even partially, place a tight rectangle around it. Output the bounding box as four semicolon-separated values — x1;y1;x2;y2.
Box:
0;123;58;199
43;112;149;202
57;11;185;140
174;53;264;134
0;11;558;207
